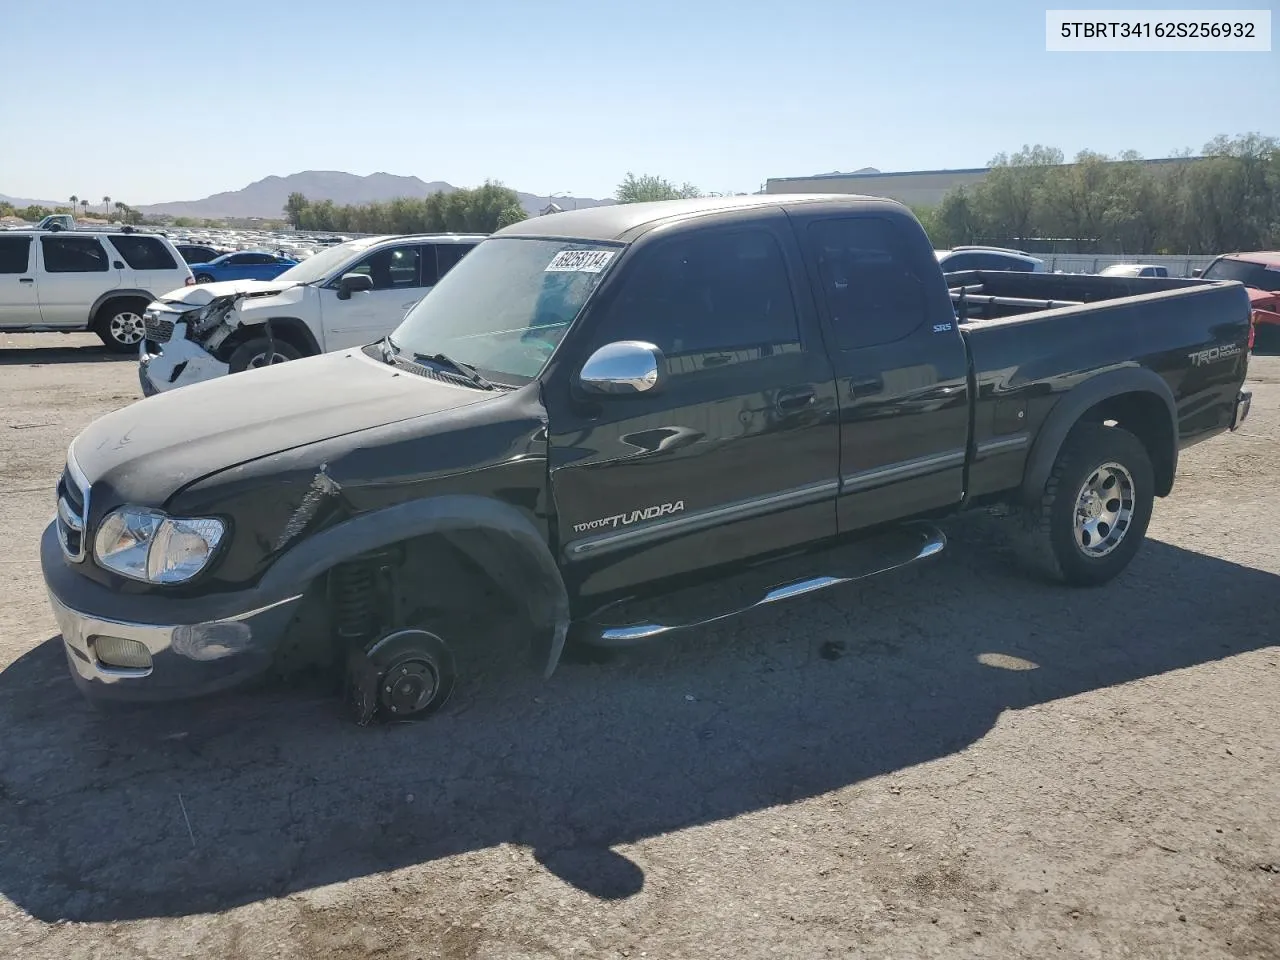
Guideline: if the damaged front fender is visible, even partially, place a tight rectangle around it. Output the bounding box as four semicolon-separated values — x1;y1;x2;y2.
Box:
141;322;231;394
257;495;570;679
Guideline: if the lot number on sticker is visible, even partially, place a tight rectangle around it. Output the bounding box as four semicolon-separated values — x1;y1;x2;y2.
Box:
546;249;616;273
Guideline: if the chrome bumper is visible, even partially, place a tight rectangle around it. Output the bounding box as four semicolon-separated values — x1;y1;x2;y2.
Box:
47;587;301;687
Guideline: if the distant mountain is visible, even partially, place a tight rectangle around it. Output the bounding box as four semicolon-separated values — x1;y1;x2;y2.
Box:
1;193;74;210
809;167;881;177
133;171;613;220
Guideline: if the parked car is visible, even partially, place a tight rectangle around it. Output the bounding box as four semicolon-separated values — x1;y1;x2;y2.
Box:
1099;263;1169;278
1196;252;1280;347
138;233;485;394
42;195;1254;722
0;230;194;351
174;243;225;265
936;245;1045;273
190;250;298;284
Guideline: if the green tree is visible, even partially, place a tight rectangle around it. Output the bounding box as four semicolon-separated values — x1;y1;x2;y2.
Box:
933;189;982;247
102;195;111;219
0;201;15;218
284;192;308;228
19;204;51;221
615;172;703;203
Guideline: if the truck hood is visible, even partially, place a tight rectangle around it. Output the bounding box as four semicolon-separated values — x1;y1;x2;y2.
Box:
71;349;492;506
156;278;303;306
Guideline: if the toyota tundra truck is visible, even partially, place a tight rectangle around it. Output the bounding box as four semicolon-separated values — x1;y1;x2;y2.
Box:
41;194;1255;724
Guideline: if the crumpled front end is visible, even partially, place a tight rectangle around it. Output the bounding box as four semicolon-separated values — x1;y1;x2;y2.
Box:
139;280;307;395
139;295;245;395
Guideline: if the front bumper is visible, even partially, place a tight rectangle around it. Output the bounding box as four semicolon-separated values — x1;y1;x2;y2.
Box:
138;321;228;396
41;523;302;702
1232;390;1252;431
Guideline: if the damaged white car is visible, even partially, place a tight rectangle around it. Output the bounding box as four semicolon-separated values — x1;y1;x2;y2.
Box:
139;233;484;395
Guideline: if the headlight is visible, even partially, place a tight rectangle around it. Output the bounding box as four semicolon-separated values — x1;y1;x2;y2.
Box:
94;507;225;584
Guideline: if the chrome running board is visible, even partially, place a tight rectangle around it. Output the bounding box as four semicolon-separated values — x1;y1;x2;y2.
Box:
581;523;946;647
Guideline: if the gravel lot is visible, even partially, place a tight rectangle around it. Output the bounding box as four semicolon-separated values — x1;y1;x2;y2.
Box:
0;333;1276;960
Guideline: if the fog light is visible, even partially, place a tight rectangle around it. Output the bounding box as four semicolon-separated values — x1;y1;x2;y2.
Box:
93;636;153;671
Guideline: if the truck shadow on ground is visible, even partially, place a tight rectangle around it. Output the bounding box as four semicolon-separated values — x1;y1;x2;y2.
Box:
0;515;1275;923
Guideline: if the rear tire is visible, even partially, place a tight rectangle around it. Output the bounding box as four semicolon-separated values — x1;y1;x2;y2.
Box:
226;336;303;373
94;298;149;353
1014;423;1154;586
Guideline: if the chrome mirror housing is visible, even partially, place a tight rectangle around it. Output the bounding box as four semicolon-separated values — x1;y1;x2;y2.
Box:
578;340;664;395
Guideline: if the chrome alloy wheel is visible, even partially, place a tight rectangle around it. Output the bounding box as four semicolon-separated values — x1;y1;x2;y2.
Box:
246;351;291;369
1073;461;1135;558
109;311;146;346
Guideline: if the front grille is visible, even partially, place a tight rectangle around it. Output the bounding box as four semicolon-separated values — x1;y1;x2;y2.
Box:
56;461;90;562
144;315;175;343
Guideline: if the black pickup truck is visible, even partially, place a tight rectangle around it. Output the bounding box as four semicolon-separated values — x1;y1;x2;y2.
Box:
41;195;1255;723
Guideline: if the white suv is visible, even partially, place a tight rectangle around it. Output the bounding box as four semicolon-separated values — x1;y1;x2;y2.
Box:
139;233;484;395
0;231;195;351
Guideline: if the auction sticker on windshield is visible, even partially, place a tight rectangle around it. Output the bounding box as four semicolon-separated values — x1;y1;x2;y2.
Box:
545;249;616;273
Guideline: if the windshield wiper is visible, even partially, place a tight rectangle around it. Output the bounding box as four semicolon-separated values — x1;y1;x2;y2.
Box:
378;334;398;364
413;351;495;390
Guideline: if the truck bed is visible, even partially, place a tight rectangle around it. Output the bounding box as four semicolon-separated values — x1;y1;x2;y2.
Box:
954;272;1254;504
946;269;1221;323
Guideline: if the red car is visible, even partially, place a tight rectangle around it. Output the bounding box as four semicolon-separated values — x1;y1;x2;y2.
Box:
1199;252;1280;349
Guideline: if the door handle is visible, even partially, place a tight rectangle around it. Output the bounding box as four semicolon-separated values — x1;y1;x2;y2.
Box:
19;278;34;284
848;377;882;398
775;389;816;415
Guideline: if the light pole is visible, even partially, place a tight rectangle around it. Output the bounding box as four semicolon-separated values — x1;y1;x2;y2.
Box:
548;191;577;210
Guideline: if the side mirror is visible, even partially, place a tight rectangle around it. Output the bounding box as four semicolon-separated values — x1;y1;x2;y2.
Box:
578;340;664;395
337;272;374;300
1191;268;1203;278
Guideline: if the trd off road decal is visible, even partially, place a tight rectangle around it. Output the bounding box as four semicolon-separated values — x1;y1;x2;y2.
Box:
1188;343;1243;367
573;500;685;534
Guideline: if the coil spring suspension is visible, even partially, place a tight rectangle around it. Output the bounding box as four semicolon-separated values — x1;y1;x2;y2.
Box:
331;550;395;646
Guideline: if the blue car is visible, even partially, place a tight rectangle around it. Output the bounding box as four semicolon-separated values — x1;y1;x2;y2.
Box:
190;250;299;284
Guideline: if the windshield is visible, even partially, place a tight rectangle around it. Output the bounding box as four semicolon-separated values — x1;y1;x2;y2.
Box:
390;237;621;383
274;237;382;284
1201;257;1280;291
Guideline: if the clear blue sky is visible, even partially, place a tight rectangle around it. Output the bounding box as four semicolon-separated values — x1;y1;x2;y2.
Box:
2;0;1275;204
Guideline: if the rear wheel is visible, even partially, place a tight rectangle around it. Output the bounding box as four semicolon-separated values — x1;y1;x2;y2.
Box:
94;299;149;353
1015;423;1154;586
226;336;303;373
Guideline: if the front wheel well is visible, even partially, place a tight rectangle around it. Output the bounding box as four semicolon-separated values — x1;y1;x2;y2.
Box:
215;317;320;361
1076;391;1175;496
273;531;536;678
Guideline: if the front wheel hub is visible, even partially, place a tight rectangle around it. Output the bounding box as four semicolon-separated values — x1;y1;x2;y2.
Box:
382;658;440;715
346;627;457;725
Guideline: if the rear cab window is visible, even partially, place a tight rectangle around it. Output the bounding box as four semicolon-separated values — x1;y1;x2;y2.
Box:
806;217;929;349
108;235;179;271
40;236;109;273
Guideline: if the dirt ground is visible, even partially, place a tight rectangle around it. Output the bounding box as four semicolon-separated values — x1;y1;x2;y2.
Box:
0;332;1276;960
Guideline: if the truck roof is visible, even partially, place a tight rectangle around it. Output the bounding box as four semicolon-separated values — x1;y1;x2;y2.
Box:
1222;251;1280;267
495;193;906;243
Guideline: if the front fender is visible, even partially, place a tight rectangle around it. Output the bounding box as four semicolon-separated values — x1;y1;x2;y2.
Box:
260;495;569;678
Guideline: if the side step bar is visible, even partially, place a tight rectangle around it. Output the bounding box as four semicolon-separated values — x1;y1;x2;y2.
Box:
578;523;946;647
